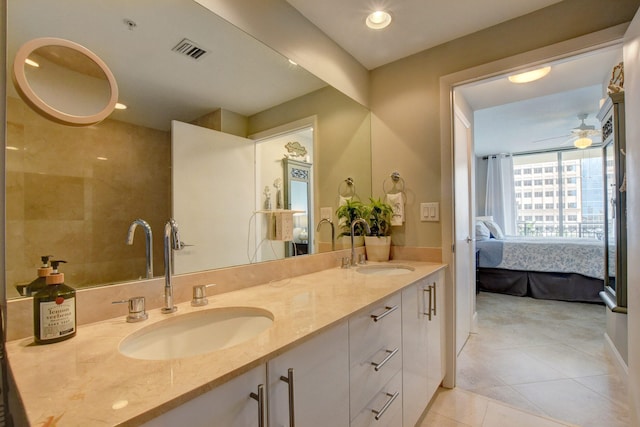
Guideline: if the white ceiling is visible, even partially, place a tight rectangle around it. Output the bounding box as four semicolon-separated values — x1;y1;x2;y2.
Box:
286;0;564;70
9;0;327;131
457;46;623;156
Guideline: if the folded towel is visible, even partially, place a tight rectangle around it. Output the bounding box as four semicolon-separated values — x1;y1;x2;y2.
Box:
386;193;405;226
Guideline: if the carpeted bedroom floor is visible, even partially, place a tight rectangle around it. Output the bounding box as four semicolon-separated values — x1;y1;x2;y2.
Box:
454;292;629;427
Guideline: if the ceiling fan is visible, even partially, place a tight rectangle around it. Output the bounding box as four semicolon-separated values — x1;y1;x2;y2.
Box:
530;113;601;149
570;113;601;149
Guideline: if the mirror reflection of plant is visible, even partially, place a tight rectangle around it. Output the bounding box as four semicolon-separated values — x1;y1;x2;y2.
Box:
363;197;393;237
336;199;366;237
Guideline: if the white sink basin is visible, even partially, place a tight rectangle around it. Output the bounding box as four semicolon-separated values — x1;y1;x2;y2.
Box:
356;264;415;276
119;307;274;360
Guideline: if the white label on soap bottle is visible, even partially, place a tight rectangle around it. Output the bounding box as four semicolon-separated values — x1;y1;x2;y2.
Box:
39;297;76;340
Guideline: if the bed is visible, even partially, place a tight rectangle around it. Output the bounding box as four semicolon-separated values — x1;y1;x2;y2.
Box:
475;219;605;303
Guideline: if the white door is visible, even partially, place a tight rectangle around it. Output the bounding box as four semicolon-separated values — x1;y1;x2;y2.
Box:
453;104;475;355
172;120;255;274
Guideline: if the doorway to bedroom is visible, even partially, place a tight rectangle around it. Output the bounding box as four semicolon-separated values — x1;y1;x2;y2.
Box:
451;44;629;427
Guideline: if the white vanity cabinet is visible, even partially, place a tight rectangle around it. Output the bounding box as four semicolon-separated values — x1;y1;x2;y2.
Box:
268;320;350;427
142;364;266;427
401;269;445;427
349;293;403;426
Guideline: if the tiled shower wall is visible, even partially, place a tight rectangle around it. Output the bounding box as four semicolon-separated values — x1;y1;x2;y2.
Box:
5;96;171;298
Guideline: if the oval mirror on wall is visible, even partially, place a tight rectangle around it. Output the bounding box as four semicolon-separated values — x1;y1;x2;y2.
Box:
12;37;118;126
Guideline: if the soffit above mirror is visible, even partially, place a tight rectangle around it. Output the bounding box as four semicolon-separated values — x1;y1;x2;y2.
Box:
8;0;327;131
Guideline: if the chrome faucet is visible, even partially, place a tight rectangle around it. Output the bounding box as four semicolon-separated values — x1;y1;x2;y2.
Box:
350;218;370;267
316;218;335;251
126;219;154;279
162;219;183;313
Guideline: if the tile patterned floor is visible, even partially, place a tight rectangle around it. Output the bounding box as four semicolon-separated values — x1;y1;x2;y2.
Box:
446;292;630;427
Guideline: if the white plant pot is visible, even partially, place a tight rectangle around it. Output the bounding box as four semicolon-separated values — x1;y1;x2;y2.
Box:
364;236;391;262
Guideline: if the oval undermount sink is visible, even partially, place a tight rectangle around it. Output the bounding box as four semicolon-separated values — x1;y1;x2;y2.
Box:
119;307;274;360
356;264;415;276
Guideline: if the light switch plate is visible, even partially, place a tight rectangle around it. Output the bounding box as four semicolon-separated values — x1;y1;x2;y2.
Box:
320;207;332;220
420;202;439;222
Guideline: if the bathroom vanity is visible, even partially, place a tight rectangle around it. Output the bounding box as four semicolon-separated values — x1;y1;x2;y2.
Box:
5;261;446;426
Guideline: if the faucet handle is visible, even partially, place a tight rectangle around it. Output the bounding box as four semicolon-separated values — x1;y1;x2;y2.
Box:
191;284;217;307
112;296;148;323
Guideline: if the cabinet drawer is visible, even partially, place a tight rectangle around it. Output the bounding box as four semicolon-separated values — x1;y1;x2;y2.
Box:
351;371;402;427
349;293;402;418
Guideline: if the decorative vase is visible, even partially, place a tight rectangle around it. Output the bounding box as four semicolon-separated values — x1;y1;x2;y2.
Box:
364;236;391;261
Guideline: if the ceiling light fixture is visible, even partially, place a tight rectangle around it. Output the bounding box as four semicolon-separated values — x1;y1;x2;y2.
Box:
508;66;551;84
366;10;392;30
574;137;593;149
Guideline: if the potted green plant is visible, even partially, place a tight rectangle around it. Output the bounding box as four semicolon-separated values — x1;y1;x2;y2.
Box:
363;197;394;261
335;199;366;249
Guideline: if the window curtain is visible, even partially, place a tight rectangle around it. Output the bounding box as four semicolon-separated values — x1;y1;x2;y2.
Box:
485;154;517;235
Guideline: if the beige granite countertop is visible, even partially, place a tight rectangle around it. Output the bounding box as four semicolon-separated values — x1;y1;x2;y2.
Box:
6;261;445;426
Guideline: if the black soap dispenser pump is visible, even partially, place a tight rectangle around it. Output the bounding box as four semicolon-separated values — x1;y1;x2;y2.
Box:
33;260;77;344
24;255;54;296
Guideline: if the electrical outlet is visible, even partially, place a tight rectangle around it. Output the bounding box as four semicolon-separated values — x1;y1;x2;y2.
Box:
420;202;439;222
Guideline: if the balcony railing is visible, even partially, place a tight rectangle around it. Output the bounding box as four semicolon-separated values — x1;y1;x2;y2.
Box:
516;222;603;240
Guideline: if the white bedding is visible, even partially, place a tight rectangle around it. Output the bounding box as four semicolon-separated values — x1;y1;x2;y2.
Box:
476;236;605;280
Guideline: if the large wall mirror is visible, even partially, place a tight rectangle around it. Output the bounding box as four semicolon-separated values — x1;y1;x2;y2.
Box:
6;0;372;299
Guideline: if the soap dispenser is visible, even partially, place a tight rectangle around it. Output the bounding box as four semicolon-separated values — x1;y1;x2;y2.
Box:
25;255;54;297
33;260;77;344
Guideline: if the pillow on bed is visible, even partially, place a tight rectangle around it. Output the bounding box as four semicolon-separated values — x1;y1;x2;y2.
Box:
475;221;491;241
483;219;505;239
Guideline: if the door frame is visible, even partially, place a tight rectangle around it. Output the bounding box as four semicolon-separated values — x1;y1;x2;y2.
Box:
439;24;627;388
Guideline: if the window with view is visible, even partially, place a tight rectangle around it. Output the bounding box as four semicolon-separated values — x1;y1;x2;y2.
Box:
512;148;603;238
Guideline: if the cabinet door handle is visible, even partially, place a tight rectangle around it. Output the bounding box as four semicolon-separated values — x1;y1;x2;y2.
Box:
370;305;398;322
371;347;399;372
249;384;265;427
279;368;295;427
422;287;432;321
432;282;437;316
372;391;399;421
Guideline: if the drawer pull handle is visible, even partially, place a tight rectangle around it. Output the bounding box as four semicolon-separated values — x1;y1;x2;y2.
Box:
372;391;399;420
371;348;399;371
432;282;437;316
422;287;432;321
370;305;398;322
279;368;295;427
249;384;265;427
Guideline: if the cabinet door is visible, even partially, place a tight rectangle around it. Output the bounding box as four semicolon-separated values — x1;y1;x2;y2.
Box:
402;269;445;427
142;364;266;427
426;269;445;399
268;321;350;427
401;280;429;427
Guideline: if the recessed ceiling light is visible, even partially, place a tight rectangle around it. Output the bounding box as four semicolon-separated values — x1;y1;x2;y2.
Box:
366;10;392;30
508;66;551;84
115;102;127;110
25;58;39;68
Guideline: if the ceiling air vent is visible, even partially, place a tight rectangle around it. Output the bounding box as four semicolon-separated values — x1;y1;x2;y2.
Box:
172;38;208;60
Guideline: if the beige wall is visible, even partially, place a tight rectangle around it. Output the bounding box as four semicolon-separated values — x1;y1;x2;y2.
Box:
623;8;640;425
370;0;640;250
248;86;372;243
5;96;171;297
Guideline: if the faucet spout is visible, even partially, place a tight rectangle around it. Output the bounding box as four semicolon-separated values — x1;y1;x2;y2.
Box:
126;219;154;279
350;218;370;267
316;218;335;251
162;218;182;314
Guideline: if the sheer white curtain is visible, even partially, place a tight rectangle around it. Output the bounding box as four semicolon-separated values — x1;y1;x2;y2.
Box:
485;154;517;235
